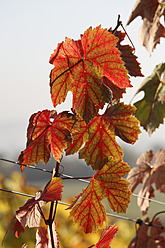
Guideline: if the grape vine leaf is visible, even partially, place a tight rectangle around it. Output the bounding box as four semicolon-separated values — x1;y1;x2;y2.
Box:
101;29;144;100
14;191;44;236
49;25;131;123
95;225;118;248
14;219;25;238
14;177;63;231
66;117;89;155
127;0;165;54
69;157;131;233
72;102;140;170
36;222;59;248
127;149;165;214
102;77;126;100
36;227;49;248
114;30;144;77
6;177;63;238
40;177;63;202
18;110;76;170
132;63;165;135
128;218;165;248
47;222;59;248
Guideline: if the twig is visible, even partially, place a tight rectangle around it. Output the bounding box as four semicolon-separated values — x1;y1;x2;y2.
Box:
108;14;135;51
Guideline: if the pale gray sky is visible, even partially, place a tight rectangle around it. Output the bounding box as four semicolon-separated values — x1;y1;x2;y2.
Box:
0;0;165;161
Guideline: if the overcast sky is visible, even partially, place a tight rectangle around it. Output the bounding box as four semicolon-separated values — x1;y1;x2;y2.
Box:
0;0;165;162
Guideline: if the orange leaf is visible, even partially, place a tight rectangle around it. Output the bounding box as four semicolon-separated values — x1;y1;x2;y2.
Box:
18;110;76;170
79;102;140;170
41;177;63;202
79;115;122;170
95;157;131;213
69;157;131;233
69;179;106;233
104;102;141;144
66;117;89;155
96;225;118;248
50;26;130;122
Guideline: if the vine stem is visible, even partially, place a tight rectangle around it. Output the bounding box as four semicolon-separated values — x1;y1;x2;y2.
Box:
48;202;55;248
48;161;60;248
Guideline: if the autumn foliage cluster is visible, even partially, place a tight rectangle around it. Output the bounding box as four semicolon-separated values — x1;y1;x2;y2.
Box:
2;0;165;247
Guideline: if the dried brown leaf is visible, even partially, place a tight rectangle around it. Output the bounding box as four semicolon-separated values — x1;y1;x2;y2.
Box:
127;0;165;54
127;150;165;214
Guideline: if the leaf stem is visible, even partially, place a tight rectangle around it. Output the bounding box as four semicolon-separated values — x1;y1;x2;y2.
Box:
37;203;46;223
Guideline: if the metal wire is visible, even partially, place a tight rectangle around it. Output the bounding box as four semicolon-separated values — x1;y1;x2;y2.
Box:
1;187;164;229
1;157;165;207
0;158;52;174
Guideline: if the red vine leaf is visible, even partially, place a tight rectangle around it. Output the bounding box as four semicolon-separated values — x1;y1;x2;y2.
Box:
104;102;141;144
69;157;131;233
48;221;59;248
41;177;63;202
127;149;165;214
102;77;126;100
94;157;131;213
36;222;59;248
36;227;49;248
132;63;165;135
79;115;122;170
102;29;144;100
69;178;106;233
79;102;140;170
14;191;44;237
18;110;76;170
50;25;131;122
66;117;88;155
96;225;118;248
114;30;144;77
14;219;25;238
127;0;165;54
128;218;165;248
13;177;63;238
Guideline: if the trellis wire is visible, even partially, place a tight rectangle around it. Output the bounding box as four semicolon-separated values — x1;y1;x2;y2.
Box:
0;158;52;174
0;188;165;230
1;157;165;207
62;174;165;206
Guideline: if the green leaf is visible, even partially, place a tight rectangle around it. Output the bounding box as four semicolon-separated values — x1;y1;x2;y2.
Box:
133;63;165;135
